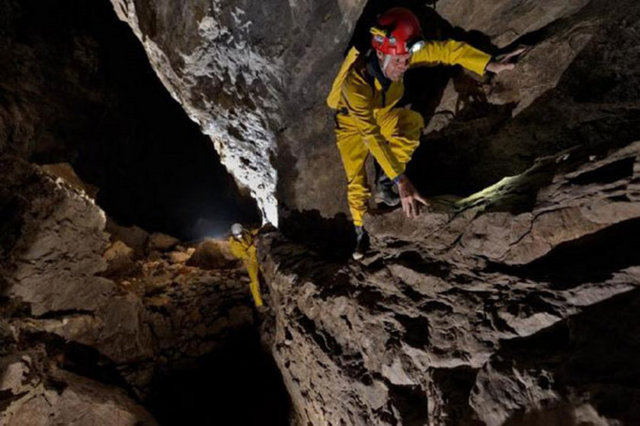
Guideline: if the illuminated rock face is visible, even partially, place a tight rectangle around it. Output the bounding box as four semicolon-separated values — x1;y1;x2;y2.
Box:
109;0;368;225
250;0;640;424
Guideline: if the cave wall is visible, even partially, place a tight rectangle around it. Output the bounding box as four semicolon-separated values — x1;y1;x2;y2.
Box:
110;0;368;225
259;140;640;425
3;0;640;424
0;0;258;239
0;156;263;423
109;0;640;229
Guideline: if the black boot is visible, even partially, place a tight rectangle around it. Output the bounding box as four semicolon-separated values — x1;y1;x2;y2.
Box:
374;167;400;207
353;226;369;260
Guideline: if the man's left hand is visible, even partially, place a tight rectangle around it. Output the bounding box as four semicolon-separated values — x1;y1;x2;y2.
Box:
486;46;528;74
396;174;429;219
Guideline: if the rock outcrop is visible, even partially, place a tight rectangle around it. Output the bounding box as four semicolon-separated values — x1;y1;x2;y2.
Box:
3;0;640;424
109;0;368;224
0;357;158;426
260;140;640;425
0;156;258;422
0;0;258;239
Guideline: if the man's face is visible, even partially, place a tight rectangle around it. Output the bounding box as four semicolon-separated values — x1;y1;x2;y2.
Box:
377;51;411;81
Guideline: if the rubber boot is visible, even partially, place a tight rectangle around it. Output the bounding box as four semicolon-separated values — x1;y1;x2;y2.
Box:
374;163;400;206
353;226;369;261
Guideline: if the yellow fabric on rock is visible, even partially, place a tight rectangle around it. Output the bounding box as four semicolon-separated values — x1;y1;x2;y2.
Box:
328;41;491;225
228;229;263;307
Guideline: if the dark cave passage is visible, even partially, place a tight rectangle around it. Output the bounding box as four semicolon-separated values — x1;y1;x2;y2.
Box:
1;0;259;240
146;329;291;426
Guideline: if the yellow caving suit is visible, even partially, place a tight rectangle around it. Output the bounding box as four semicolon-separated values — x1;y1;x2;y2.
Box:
229;229;263;307
327;41;492;226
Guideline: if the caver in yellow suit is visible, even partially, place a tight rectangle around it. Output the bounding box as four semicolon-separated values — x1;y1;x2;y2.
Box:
327;41;492;226
229;228;263;307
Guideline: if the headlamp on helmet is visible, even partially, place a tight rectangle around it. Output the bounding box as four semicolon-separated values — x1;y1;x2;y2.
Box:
408;38;425;54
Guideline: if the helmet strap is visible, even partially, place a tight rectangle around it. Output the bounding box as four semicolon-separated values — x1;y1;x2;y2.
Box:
382;54;392;72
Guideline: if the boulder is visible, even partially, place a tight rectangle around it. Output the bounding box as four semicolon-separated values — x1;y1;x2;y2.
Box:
187;239;237;270
147;232;179;252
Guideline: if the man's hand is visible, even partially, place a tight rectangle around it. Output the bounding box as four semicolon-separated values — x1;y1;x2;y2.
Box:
485;46;528;74
396;174;428;219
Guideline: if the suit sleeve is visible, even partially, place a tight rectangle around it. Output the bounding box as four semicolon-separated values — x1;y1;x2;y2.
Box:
410;40;492;76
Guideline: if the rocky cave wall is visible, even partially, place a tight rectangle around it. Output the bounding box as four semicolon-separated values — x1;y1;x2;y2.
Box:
0;155;291;425
110;0;369;225
0;0;258;239
0;0;286;424
2;0;640;424
111;0;640;424
260;140;640;424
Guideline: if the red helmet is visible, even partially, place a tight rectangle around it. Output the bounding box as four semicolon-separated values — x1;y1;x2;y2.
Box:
370;7;423;55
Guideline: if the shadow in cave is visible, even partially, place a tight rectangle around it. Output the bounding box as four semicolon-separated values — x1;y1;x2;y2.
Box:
487;217;640;289
146;328;291;426
12;0;260;240
493;288;640;424
279;208;357;260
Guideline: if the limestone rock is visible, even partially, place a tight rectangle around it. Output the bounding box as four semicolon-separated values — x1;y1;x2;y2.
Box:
259;139;640;424
437;0;591;46
0;356;157;426
110;0;369;223
1;156;112;317
187;239;237;270
168;248;194;264
106;219;150;257
40;163;100;199
147;232;179;252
